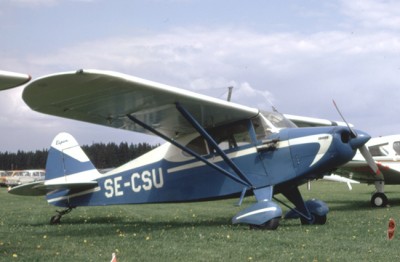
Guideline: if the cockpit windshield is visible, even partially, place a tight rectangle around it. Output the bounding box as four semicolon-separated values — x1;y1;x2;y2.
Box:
251;111;297;141
260;111;297;130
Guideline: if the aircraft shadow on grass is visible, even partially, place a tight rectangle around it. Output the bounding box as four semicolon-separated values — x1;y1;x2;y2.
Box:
26;216;237;238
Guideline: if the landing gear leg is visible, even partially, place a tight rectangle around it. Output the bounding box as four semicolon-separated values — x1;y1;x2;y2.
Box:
50;206;75;225
281;186;328;225
371;181;388;207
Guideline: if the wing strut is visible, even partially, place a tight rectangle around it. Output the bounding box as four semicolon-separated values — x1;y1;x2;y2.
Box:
175;103;254;187
126;114;252;187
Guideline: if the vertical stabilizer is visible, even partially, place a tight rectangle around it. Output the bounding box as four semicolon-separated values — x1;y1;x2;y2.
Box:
45;132;100;185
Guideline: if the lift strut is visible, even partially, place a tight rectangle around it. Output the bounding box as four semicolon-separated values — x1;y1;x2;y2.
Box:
126;110;252;188
175;103;254;187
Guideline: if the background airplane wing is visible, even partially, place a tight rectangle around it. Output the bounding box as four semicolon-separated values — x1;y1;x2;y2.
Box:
335;161;400;184
23;69;259;138
0;70;31;90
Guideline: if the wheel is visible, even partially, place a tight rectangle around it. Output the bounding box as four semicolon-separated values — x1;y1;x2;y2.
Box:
314;214;327;225
300;214;327;225
249;217;280;230
50;215;61;225
371;192;388;207
300;215;315;225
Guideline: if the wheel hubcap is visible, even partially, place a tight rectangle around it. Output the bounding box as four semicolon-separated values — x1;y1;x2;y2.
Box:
374;197;383;206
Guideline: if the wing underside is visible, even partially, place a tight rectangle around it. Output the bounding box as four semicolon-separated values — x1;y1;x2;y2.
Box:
23;70;259;138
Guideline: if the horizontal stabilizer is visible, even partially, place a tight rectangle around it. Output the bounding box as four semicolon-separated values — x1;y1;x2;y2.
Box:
8;181;98;196
8;181;46;196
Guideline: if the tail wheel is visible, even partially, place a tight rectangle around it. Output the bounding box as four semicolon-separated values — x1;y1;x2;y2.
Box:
50;215;61;225
49;206;75;225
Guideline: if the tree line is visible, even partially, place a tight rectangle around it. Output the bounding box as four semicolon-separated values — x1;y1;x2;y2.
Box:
0;142;157;171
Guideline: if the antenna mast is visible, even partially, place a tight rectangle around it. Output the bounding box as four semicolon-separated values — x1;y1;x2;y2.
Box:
227;86;233;101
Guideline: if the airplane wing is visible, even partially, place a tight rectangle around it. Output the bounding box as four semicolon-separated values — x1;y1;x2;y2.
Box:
0;70;31;90
23;69;259;138
284;114;351;128
335;161;400;184
8;181;98;196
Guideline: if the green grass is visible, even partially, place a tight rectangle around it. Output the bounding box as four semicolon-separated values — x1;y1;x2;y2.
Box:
1;181;400;261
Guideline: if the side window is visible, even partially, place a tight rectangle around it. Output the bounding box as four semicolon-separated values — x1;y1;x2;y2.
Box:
209;120;251;151
182;120;252;157
368;143;389;157
393;141;400;155
252;116;267;140
185;136;209;156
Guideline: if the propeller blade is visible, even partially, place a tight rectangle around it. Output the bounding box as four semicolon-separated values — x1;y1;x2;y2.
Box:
332;100;357;138
359;145;382;176
332;100;382;177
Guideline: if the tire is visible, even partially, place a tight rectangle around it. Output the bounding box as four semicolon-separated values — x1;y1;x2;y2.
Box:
314;214;327;225
300;214;327;225
371;192;388;207
300;215;315;225
249;217;280;230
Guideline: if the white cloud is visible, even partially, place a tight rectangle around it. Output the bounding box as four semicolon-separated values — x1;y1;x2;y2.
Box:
4;0;58;6
341;0;400;30
12;26;396;136
3;0;400;151
2;0;96;7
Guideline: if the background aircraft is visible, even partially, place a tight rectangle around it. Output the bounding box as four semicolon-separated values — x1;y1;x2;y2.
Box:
8;69;377;230
0;70;31;90
336;135;400;207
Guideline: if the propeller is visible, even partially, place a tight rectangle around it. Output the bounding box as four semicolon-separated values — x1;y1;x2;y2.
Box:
332;100;382;176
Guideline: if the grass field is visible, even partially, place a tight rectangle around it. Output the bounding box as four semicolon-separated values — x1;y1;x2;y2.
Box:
1;181;400;261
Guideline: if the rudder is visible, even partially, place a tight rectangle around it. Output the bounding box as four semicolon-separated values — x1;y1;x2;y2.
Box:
45;132;99;184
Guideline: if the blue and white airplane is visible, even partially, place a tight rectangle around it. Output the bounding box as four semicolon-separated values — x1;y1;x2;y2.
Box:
9;69;378;230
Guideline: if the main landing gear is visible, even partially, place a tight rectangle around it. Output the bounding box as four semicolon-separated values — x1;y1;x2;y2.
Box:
281;186;329;226
371;192;388;207
50;206;75;225
371;181;389;208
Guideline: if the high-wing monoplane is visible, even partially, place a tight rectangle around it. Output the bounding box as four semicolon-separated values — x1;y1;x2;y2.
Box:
9;69;376;229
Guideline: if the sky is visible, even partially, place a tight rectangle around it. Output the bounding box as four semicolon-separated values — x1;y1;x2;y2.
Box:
1;0;400;152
